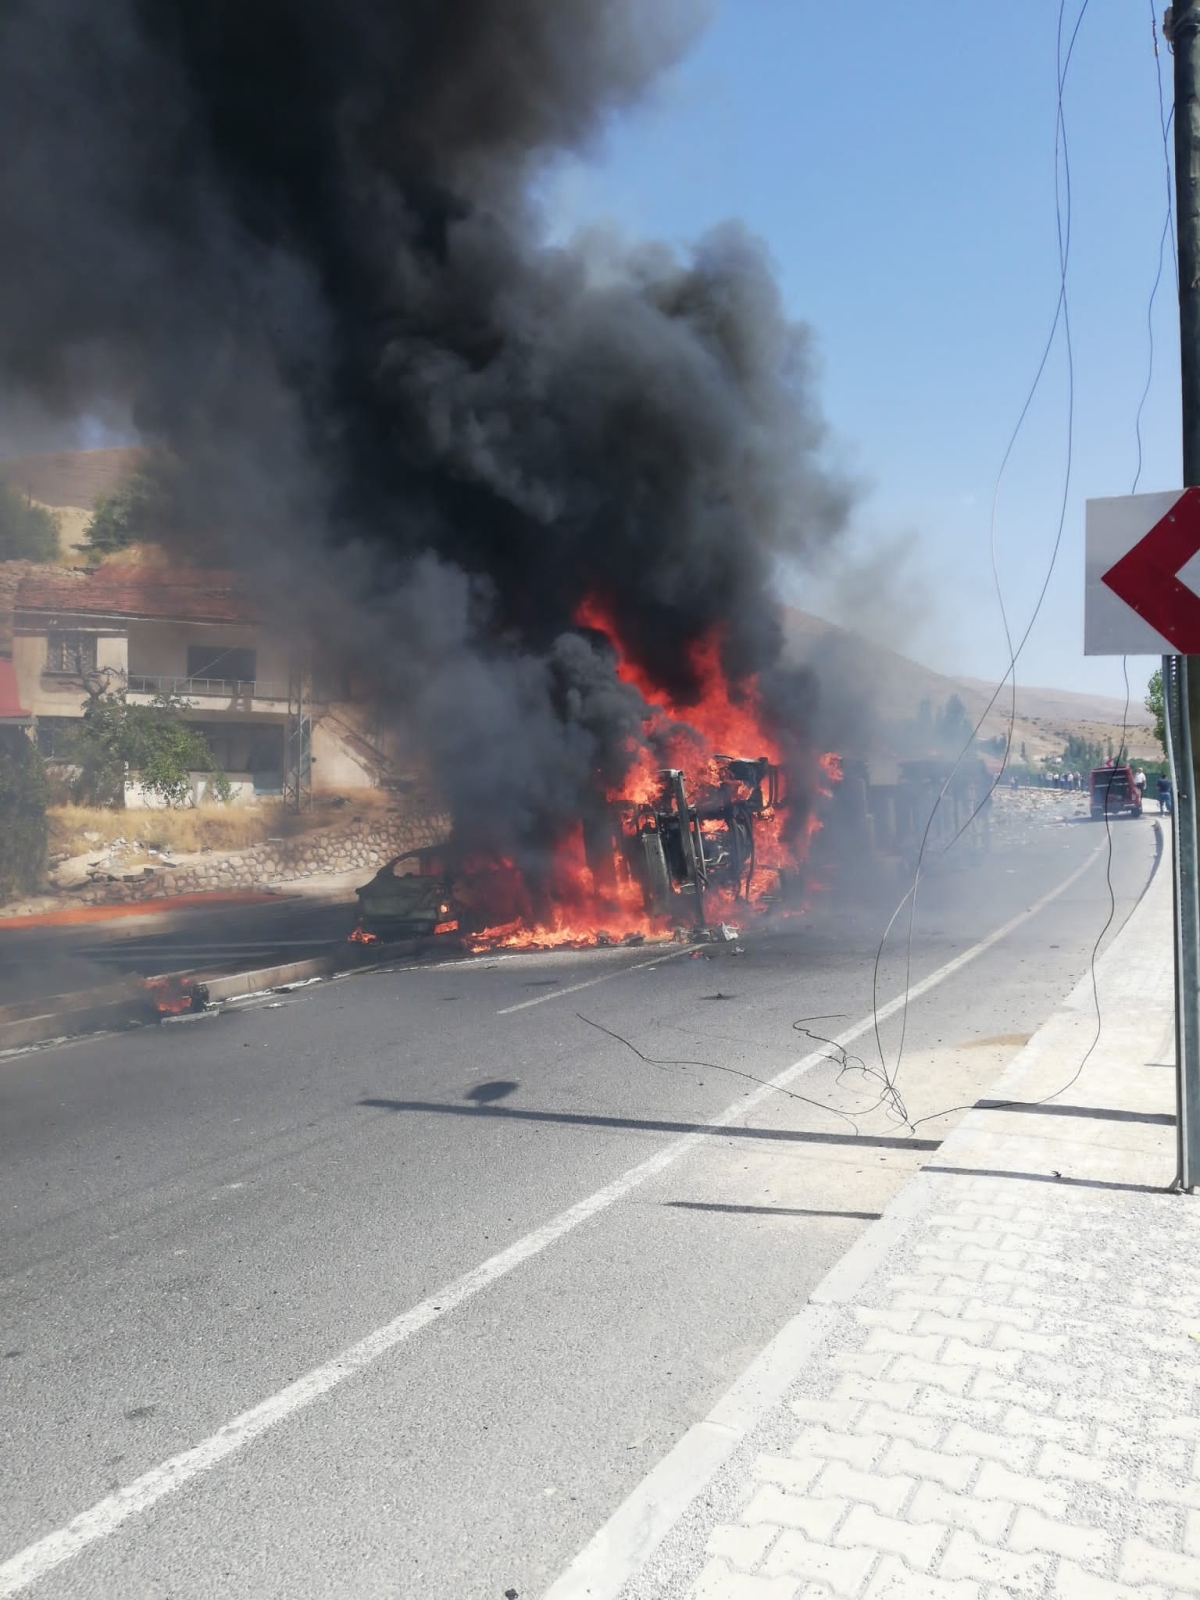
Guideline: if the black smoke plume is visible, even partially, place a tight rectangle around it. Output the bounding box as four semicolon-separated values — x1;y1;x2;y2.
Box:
0;0;854;855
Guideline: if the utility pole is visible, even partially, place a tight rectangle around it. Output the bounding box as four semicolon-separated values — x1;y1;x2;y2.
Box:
284;656;312;814
1170;1;1200;1187
1162;658;1199;1184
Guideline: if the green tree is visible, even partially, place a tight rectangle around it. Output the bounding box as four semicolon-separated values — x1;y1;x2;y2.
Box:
82;467;171;555
935;693;972;750
0;735;48;901
1147;668;1166;755
1063;733;1104;769
0;479;59;561
69;690;231;807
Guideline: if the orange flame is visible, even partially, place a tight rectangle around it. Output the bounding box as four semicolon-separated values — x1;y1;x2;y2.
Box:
575;595;783;808
456;601;841;953
348;926;379;945
145;974;207;1015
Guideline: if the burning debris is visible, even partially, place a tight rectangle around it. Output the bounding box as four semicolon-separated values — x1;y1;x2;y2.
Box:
144;975;210;1020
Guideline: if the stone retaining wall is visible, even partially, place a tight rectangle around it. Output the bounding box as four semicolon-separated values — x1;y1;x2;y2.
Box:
73;809;453;905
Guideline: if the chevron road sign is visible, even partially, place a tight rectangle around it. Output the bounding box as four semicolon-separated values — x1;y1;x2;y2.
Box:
1085;488;1200;655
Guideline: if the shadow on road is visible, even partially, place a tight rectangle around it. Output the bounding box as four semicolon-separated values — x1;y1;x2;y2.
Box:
465;1080;519;1103
974;1099;1175;1126
926;1164;1168;1195
664;1200;883;1220
358;1097;941;1151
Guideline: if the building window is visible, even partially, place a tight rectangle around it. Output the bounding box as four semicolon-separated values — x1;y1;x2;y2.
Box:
190;722;283;783
36;717;79;758
186;646;257;686
46;633;97;676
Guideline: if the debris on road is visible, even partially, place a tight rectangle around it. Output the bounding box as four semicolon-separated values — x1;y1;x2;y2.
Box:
160;1007;220;1027
145;974;211;1020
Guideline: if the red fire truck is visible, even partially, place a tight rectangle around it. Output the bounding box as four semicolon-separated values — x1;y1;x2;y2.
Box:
1088;764;1143;821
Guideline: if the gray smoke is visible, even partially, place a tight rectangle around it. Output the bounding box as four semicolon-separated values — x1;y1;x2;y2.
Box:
0;0;855;857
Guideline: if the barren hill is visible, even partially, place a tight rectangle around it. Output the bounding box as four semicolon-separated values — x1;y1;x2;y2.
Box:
0;447;145;555
783;608;1158;767
0;447;143;508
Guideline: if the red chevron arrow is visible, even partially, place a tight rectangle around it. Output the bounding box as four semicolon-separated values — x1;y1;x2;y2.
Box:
1101;486;1200;653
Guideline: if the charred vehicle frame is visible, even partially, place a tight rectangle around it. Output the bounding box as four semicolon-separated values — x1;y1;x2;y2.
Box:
352;754;795;939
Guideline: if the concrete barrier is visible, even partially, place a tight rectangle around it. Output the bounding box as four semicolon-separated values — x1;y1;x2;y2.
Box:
0;940;423;1055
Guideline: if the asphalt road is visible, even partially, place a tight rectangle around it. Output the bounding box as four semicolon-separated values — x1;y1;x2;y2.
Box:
0;897;363;1007
0;813;1162;1599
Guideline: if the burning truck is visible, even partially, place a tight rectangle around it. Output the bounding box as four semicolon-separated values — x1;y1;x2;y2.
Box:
353;752;838;952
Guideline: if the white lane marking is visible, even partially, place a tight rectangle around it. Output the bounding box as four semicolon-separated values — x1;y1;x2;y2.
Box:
400;943;658;976
0;842;1104;1598
497;946;693;1013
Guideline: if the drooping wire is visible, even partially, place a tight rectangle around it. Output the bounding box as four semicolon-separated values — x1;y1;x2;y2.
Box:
867;0;1090;1120
575;1011;866;1134
904;665;1134;1136
1045;659;1130;1102
1152;1;1179;298
600;5;1157;1150
1137;0;1178;493
1022;0;1175;1111
571;4;1163;1150
1135;209;1174;495
1026;2;1177;1110
894;2;1171;1135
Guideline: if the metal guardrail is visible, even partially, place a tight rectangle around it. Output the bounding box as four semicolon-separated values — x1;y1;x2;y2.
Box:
126;675;288;701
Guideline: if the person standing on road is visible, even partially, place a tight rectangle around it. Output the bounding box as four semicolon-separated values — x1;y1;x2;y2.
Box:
1158;773;1173;815
1135;768;1147;802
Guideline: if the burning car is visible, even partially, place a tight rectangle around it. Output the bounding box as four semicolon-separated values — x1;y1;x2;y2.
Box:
353;848;527;941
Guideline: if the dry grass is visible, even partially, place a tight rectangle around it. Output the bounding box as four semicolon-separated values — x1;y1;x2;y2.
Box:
48;791;403;859
49;803;282;856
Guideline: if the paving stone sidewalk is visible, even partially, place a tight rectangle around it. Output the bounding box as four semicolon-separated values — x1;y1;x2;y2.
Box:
592;843;1200;1600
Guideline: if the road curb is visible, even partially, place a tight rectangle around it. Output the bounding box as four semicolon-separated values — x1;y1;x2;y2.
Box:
541;832;1169;1600
0;981;151;1054
0;942;421;1056
200;944;419;1003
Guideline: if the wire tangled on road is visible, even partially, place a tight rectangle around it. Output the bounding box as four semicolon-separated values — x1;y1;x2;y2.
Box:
857;0;1092;1138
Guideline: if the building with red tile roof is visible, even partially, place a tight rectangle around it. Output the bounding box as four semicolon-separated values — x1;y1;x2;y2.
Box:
11;565;400;802
16;567;261;627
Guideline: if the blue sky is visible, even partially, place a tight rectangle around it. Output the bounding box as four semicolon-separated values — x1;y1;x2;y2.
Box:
540;1;1179;701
